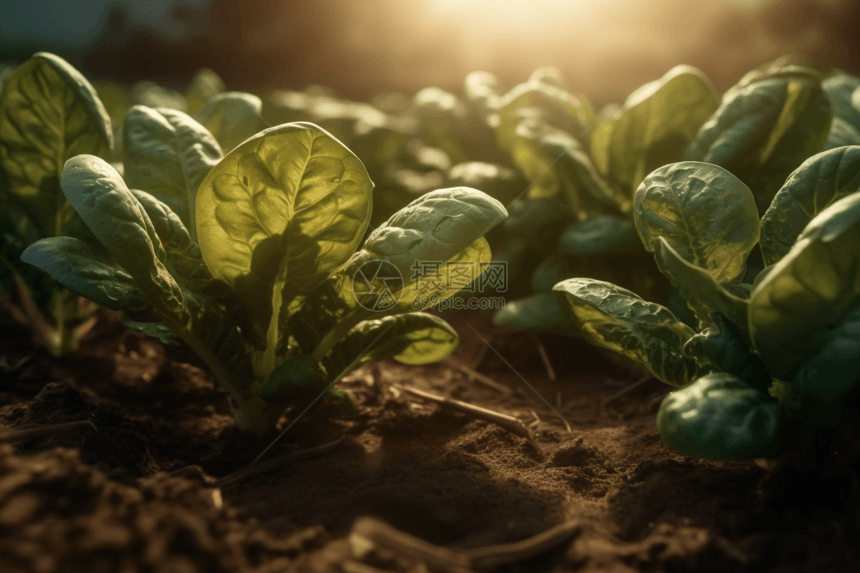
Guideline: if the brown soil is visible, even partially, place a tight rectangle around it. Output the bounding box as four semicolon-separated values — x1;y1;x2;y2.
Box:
1;307;859;573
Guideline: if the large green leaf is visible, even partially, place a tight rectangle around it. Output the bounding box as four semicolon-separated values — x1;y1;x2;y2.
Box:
195;122;373;373
553;278;700;386
123;106;223;236
322;312;459;379
0;52;112;239
634;162;760;284
353;187;505;283
656;373;783;460
59;155;189;324
791;300;860;403
760;146;860;266
685;76;831;215
749;192;860;378
20;236;148;313
194;91;263;154
607;65;719;196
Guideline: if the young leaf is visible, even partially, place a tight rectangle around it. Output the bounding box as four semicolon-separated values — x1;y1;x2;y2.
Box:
749;192;860;379
607;65;719;196
553;278;700;387
59;155;189;325
634;162;760;284
194;92;264;154
0;52;113;238
130;81;187;111
657;373;784;460
321;312;459;379
123;106;223;236
760;146;860;266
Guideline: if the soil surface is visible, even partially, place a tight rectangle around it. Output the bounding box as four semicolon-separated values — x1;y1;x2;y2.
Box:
1;307;859;573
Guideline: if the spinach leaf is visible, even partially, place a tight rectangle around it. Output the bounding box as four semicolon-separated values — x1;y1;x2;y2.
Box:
553;278;701;386
657;373;784;459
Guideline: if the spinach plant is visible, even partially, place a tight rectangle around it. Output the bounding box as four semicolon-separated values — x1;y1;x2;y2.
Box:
21;120;507;436
493;65;721;332
554;149;860;461
0;52;113;355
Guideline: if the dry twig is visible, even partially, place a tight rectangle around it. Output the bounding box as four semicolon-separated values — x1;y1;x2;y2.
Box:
396;385;529;437
350;515;582;571
530;333;557;382
447;358;513;395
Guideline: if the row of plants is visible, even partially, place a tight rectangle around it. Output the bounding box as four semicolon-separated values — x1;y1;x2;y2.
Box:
3;51;860;465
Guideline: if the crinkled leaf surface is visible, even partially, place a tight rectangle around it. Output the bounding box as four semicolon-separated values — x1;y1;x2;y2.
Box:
195;122;373;368
607;65;719;196
760;146;860;266
20;235;148;313
194;91;263;154
553;278;700;387
750;192;860;378
0;52;112;239
59;155;189;324
123;106;223;236
634;162;759;284
657;372;783;460
355;187;505;283
682;313;769;391
685;77;831;215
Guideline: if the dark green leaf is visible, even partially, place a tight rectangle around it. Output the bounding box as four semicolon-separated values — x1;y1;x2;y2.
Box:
559;216;642;258
194;91;263;154
657;373;784;459
634;162;759;284
553;278;700;386
123;105;223;235
760;146;860;266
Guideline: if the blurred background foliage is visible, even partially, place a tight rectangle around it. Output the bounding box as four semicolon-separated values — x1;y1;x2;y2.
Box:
2;0;860;107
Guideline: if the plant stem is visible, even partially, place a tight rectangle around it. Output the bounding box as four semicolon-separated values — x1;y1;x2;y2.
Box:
158;313;285;436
